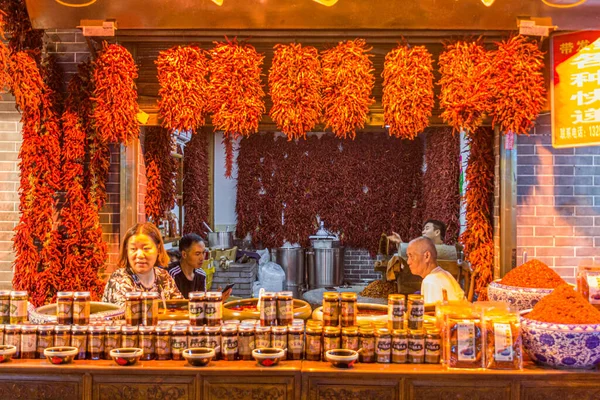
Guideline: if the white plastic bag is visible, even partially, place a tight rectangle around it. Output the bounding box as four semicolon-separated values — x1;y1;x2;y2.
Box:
257;262;285;293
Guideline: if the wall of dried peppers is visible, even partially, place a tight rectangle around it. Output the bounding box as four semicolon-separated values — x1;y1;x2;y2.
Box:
183;129;210;235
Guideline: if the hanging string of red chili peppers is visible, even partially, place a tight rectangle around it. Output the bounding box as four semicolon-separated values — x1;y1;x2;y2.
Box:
0;0;43;56
269;43;322;140
460;127;495;301
156;45;210;134
183;128;210;235
491;35;546;135
93;42;140;145
0;12;11;93
321;39;375;140
209;38;265;177
382;44;434;140
143;126;178;223
438;40;492;133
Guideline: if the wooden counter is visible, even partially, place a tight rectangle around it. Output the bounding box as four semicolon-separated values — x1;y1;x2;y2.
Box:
1;359;599;400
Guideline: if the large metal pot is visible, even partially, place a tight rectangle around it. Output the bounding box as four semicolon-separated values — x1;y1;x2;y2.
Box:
274;247;306;298
207;231;233;249
306;247;344;289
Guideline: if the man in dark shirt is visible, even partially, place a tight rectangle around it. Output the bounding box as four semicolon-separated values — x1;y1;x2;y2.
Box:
169;234;208;298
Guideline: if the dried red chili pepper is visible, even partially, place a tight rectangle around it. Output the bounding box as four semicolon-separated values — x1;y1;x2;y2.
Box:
183;128;210;235
382;44;434;140
321;39;375;140
92;42;140;145
269;43;322;140
0;11;12;93
0;0;43;56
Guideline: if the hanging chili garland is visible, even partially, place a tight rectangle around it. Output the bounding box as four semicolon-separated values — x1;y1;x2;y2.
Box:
183;128;210;235
321;39;375;140
156;45;210;134
92;42;140;145
382;44;434;140
0;0;43;56
209;38;265;177
268;43;322;140
460;127;495;301
0;11;11;93
490;35;546;135
438;40;492;133
144;126;178;223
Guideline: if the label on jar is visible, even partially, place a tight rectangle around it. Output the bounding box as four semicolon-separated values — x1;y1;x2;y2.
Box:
198;334;209;348
340;302;356;326
425;338;441;357
0;299;10;318
238;335;255;356
170;336;188;357
57;301;73;321
255;333;270;349
206;335;221;350
71;335;87;353
123;336;137;348
376;337;392;354
408;303;424;328
156;337;170;356
587;273;600;305
457;322;476;361
323;336;340;353
408;338;424;356
205;302;222;322
189;301;205;320
342;335;359;351
5;333;19;348
89;336;104;353
37;335;53;355
222;337;238;355
10;300;26;320
260;300;277;323
493;323;514;362
55;335;71;347
306;335;322;356
359;337;375;357
288;333;303;353
21;333;36;354
392;338;408;356
189;336;203;348
389;304;405;329
277;300;293;320
272;335;287;350
105;336;119;351
323;301;339;324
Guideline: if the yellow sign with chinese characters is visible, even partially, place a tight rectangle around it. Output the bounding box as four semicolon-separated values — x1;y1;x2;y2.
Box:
552;31;600;148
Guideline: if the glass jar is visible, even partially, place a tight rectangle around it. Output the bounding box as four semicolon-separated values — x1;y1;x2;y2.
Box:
221;325;239;361
72;292;91;325
388;294;406;330
392;329;408;364
36;325;54;359
54;325;72;348
4;325;20;359
340;293;357;328
170;325;188;361
104;326;121;360
287;325;304;360
271;326;288;360
408;329;425;364
141;292;159;326
0;291;10;324
358;326;376;363
260;292;277;327
188;326;204;348
341;326;359;351
71;325;88;360
238;325;255;361
125;292;142;326
425;328;442;364
407;295;424;330
56;291;74;325
189;292;206;326
205;292;223;327
376;327;392;363
323;326;341;359
20;324;37;359
121;326;139;348
305;325;322;361
9;291;28;324
204;326;221;360
322;292;340;327
254;326;271;349
139;326;156;361
0;324;4;346
88;325;105;361
276;291;294;327
155;325;172;360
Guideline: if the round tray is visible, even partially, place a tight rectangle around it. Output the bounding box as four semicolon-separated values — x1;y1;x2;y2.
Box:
29;302;124;324
224;298;312;321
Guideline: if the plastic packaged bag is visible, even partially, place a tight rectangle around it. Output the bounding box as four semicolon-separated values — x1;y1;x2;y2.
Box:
258;262;285;293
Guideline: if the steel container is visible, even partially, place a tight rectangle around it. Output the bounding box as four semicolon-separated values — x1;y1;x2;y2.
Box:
306;247;344;289
274;248;306;298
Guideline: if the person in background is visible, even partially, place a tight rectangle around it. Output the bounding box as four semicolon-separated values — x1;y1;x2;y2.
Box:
406;236;464;304
102;222;183;307
169;233;208;299
166;248;181;270
387;219;447;246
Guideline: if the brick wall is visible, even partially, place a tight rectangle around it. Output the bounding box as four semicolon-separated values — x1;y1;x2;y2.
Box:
344;248;381;284
517;123;600;284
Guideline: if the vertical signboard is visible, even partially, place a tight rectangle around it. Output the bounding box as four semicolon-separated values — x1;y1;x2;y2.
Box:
551;31;600;148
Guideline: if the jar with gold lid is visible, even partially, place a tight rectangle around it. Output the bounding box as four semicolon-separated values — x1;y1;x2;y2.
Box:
205;292;223;327
4;325;21;359
276;291;293;327
238;325;255;361
322;326;341;359
271;326;288;360
358;326;375;363
189;292;206;326
425;328;441;364
408;329;425;364
392;328;408;364
407;295;424;330
141;292;159;326
341;326;359;351
125;292;142;326
375;327;392;363
305;325;322;361
340;292;357;327
287;325;304;360
322;292;340;327
221;325;239;361
0;290;10;324
260;292;277;327
388;294;406;330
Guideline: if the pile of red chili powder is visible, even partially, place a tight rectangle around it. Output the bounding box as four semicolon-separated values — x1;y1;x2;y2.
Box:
500;259;565;288
527;284;600;324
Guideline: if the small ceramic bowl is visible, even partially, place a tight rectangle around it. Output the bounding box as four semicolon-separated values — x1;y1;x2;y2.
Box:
44;346;78;365
252;348;285;367
325;349;359;368
182;348;215;367
109;348;143;366
0;345;17;363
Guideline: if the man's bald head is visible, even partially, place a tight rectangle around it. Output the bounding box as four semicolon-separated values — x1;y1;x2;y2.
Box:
406;236;438;278
409;236;438;260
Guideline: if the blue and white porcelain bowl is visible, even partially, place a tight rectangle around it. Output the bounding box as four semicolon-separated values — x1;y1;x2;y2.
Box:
520;309;600;369
488;280;554;311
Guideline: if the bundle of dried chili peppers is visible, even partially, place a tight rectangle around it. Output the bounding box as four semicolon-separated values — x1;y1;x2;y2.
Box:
490;35;546;135
11;51;62;306
268;43;322;140
321;39;375;140
156;45;210;134
422;127;461;244
382;44;434;140
0;0;43;56
460;127;495;301
0;11;11;93
438;40;492;133
143;126;178;223
183;128;210;235
92;42;140;145
209;38;265;177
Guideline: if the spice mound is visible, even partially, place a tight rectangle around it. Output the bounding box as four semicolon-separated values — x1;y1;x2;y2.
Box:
360;280;397;299
526;284;600;325
500;259;565;289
